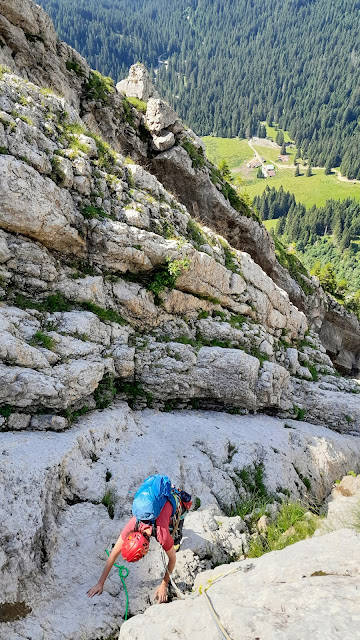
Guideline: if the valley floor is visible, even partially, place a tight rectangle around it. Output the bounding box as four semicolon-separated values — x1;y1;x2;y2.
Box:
203;134;360;209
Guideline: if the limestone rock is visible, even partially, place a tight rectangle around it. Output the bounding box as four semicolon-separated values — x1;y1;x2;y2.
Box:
122;207;151;229
127;163;173;202
30;414;68;431
0;329;50;370
152;131;175;151
257;514;269;533
0;155;85;255
7;412;31;430
121;529;360;640
0;0;87;108
288;379;360;434
2;404;360;639
136;342;269;409
111;343;135;378
316;473;360;534
52;311;112;345
145;98;178;134
256;361;290;407
55;275;107;307
55;156;74;188
116;63;159;102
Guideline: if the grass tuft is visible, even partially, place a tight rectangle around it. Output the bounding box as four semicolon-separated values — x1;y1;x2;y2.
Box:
30;331;54;350
248;500;318;557
102;489;115;519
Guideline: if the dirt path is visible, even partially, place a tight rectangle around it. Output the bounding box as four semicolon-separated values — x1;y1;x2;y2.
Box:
248;140;266;168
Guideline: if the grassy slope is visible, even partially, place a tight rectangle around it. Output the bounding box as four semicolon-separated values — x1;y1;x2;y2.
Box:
265;124;293;144
202;136;251;168
245;168;360;208
263;219;278;232
252;143;297;167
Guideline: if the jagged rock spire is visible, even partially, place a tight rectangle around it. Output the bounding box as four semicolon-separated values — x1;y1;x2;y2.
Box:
116;63;159;102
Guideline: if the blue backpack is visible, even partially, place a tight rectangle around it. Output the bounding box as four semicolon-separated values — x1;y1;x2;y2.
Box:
132;475;178;523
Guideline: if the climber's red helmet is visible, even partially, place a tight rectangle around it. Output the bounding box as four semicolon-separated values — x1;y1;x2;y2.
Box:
121;531;150;563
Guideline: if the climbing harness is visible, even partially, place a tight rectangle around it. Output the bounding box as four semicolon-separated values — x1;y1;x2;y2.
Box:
105;549;129;621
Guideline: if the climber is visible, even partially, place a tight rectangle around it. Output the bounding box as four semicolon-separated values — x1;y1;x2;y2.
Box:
87;475;192;603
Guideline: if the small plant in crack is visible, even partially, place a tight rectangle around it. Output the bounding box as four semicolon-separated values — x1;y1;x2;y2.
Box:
102;489;115;519
227;441;238;463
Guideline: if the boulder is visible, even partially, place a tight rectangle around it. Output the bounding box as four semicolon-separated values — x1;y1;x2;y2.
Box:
152;131;175;152
145;98;178;134
116;63;159;102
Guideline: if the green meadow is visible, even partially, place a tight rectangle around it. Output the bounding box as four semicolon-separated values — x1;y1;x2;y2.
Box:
262;219;278;232
244;168;360;209
265;124;293;144
202;134;360;209
202;136;251;168
251;143;297;167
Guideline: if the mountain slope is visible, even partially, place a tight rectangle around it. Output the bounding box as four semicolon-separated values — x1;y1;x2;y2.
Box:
0;3;360;639
36;0;360;177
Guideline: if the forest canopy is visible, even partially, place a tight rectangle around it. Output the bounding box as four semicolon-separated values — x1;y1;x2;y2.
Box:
37;0;360;178
253;186;360;298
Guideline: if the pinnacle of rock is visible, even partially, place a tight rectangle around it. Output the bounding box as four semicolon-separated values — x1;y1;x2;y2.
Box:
116;62;160;101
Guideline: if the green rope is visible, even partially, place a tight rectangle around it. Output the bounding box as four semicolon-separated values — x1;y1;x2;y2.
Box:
105;549;129;621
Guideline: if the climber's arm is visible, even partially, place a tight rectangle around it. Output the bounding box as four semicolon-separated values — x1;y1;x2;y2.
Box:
87;532;124;597
154;545;176;603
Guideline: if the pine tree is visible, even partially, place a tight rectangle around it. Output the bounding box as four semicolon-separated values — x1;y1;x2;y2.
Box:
276;130;284;147
295;165;300;177
324;160;332;175
311;261;322;278
218;159;232;181
280;142;287;155
276;216;286;235
336;279;349;296
319;263;337;294
257;167;264;178
306;164;313;177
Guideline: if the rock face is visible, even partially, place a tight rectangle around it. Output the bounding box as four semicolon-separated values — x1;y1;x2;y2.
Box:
1;404;360;639
120;528;360;640
0;67;358;432
316;473;360;534
0;0;87;108
1;0;360;372
0;156;85;254
0;3;360;639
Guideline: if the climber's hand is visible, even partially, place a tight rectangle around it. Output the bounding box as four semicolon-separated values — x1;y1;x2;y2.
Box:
154;581;168;603
87;582;104;597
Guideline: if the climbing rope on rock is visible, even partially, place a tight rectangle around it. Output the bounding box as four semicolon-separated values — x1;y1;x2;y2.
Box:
105;549;130;621
197;565;246;640
161;546;243;640
160;549;187;600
